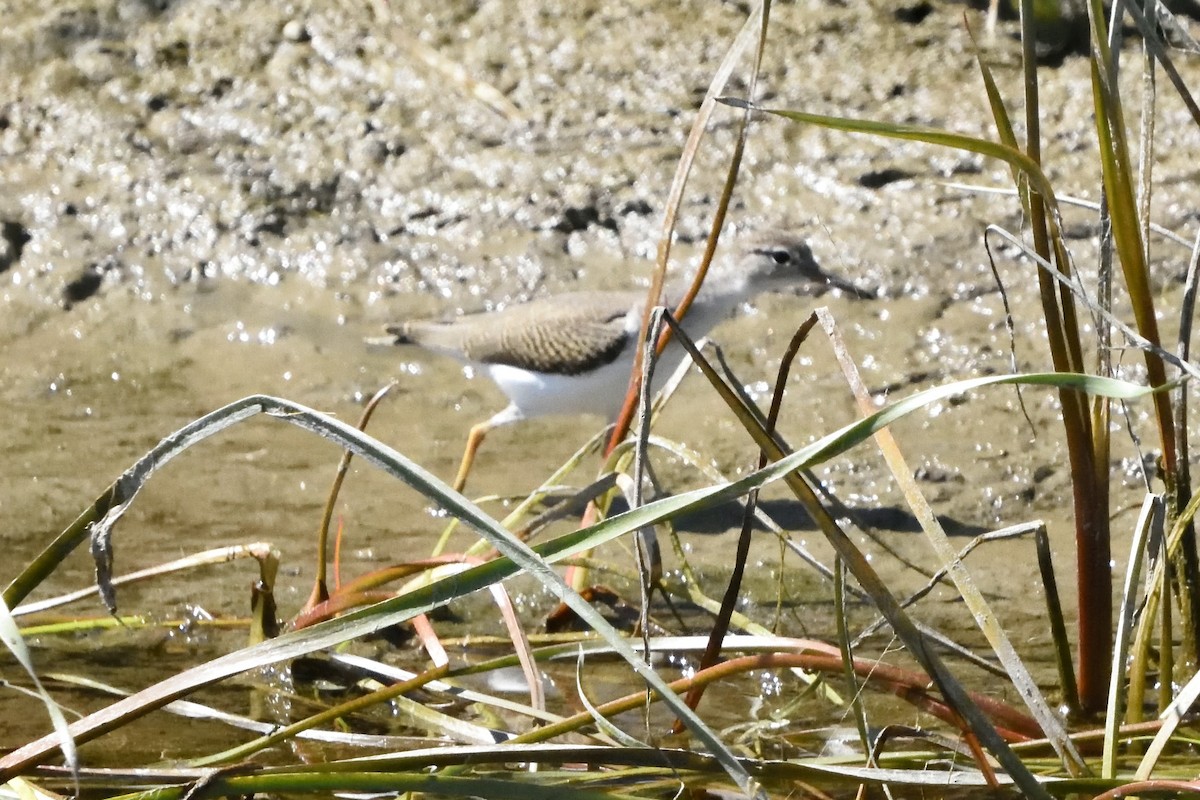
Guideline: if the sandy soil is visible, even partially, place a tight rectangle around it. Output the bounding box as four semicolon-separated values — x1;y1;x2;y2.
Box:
1;0;1197;669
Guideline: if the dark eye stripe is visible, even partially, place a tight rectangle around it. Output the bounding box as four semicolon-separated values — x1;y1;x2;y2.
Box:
753;247;794;262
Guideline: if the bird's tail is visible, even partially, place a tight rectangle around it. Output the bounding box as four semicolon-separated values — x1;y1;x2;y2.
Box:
363;324;414;347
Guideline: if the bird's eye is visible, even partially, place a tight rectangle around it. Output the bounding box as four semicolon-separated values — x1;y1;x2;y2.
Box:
770;250;791;265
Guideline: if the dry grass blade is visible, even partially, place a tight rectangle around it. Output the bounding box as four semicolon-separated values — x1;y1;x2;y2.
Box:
1135;663;1200;779
1104;493;1163;777
309;381;397;609
1034;527;1079;710
834;559;870;756
12;544;276;617
0;396;763;798
0;365;1163;789
1085;1;1174;434
813;308;1085;776
983;225;1200;382
681;308;817;722
0;596;78;790
46;671;416;750
1121;0;1200;129
608;0;766;452
681;323;1030;775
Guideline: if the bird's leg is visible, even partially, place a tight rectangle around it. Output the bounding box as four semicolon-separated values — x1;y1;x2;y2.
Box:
452;421;491;493
451;404;523;493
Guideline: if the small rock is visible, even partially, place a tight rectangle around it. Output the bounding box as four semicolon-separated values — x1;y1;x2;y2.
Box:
858;168;914;189
894;2;933;25
63;256;121;308
0;220;31;273
282;19;310;42
914;464;963;484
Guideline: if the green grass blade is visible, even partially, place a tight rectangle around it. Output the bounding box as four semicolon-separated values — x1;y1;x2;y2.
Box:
0;373;1161;784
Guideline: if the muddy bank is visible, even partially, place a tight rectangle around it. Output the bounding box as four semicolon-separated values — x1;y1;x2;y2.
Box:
0;0;1196;640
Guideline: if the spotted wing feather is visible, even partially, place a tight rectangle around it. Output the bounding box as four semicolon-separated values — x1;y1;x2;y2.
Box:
391;291;640;376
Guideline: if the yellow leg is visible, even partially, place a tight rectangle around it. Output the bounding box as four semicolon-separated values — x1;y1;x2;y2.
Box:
452;421;491;493
452;404;522;493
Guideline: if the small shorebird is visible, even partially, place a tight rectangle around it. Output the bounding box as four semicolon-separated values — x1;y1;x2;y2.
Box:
367;231;867;491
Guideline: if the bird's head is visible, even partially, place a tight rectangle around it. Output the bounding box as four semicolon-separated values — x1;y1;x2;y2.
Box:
737;231;874;299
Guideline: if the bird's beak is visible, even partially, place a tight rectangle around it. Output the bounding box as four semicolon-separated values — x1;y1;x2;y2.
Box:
799;266;876;299
817;272;877;299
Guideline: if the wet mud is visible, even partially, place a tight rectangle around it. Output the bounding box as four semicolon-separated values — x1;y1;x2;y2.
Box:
1;0;1197;710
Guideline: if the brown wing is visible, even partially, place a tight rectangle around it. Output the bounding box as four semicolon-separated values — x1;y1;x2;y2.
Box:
398;291;640;376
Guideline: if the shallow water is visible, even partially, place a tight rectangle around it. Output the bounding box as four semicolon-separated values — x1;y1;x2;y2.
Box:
1;0;1197;774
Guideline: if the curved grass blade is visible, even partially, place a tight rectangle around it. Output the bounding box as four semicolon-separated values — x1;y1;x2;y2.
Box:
721;98;1061;206
1104;493;1162;777
0;597;77;788
0;371;1160;784
0;396;764;798
816;308;1086;776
